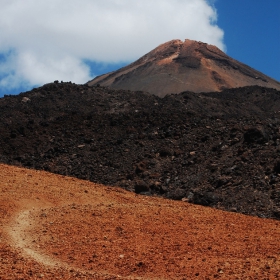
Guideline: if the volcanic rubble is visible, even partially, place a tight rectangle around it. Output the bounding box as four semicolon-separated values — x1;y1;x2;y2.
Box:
1;82;280;219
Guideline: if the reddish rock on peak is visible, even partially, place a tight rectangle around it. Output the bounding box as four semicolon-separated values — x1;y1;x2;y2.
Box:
88;39;280;97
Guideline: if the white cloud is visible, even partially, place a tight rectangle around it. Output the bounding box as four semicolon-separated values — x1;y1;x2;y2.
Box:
0;50;91;89
0;0;224;91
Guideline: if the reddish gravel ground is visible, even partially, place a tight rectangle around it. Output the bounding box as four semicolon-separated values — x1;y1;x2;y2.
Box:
1;163;280;279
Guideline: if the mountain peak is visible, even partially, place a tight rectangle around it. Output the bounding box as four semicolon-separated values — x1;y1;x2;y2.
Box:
88;39;280;97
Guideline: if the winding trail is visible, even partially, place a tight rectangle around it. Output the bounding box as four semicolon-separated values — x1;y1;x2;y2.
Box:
5;202;148;279
9;208;67;268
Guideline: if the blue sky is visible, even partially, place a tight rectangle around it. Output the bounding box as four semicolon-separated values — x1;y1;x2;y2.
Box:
215;0;280;83
0;0;279;97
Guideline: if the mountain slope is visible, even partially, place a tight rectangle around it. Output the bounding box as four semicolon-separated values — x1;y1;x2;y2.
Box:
1;163;280;279
88;39;280;97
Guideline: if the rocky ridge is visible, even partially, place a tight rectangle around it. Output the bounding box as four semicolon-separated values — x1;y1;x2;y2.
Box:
1;82;280;219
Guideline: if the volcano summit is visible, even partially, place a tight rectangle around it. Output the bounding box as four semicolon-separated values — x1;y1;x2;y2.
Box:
88;39;280;97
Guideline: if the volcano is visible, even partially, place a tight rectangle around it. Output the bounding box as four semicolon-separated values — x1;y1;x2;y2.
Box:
88;39;280;97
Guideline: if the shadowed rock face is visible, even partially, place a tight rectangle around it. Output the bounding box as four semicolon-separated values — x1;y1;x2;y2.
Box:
88;39;280;97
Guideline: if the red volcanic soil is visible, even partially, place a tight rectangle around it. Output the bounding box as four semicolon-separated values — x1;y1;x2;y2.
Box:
88;39;280;97
1;163;280;279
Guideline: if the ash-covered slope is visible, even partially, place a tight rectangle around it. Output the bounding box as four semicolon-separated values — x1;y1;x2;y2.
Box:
88;39;280;97
1;82;280;219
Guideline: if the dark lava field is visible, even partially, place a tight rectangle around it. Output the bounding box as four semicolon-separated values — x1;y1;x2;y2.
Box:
1;82;280;219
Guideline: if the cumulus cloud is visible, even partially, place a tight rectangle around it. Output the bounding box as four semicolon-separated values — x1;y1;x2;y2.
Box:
0;0;224;91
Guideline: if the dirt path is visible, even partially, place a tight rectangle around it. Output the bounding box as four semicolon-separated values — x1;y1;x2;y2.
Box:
1;163;280;279
9;208;68;268
7;206;145;279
